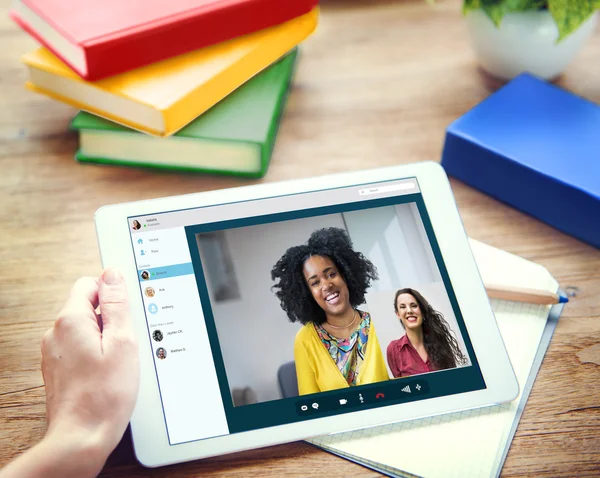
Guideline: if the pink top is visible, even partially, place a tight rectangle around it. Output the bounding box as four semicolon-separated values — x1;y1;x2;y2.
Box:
386;334;434;378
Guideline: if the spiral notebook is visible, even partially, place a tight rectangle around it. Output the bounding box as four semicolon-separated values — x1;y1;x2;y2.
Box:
307;239;565;478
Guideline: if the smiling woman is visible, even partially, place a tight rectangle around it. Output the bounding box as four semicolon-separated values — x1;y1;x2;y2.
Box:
387;288;467;378
271;228;390;395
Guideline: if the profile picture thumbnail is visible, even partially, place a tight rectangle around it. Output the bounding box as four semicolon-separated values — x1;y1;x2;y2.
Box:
141;270;150;280
132;220;142;230
145;286;156;297
156;347;167;360
153;330;163;342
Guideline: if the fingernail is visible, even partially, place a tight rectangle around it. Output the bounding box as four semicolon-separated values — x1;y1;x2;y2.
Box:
103;267;122;285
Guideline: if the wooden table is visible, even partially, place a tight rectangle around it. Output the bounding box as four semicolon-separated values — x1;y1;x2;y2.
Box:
1;0;599;476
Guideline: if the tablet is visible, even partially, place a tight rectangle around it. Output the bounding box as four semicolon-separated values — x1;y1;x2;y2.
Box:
95;162;518;468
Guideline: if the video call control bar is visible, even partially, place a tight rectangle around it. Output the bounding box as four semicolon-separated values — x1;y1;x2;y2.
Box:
295;378;430;416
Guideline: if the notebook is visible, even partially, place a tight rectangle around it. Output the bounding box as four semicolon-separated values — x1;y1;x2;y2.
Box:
70;49;299;178
308;239;564;478
21;8;318;137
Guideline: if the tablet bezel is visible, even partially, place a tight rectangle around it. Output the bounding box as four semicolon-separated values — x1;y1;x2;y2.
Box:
95;161;518;467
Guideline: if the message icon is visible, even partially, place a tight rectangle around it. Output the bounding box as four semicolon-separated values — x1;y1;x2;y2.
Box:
312;402;319;410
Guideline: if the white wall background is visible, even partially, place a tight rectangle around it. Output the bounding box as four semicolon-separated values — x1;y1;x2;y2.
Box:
343;203;441;289
196;204;469;405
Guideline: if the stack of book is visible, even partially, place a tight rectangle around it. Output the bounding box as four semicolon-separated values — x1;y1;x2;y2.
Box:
10;0;319;178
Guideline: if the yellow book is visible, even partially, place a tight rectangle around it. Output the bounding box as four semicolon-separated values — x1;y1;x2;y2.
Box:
22;8;318;137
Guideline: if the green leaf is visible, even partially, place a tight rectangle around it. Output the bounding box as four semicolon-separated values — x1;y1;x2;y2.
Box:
503;0;543;10
463;0;483;14
462;0;599;36
547;0;596;40
482;2;507;25
465;0;552;25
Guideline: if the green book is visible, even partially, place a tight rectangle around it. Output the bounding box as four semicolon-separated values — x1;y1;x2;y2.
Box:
70;48;299;178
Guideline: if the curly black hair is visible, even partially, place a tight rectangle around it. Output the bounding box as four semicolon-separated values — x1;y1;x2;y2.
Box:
271;227;378;325
393;288;467;370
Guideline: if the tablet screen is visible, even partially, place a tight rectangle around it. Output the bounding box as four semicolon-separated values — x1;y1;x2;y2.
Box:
129;178;485;446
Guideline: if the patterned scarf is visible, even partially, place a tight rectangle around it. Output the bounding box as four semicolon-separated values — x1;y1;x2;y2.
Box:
315;311;371;386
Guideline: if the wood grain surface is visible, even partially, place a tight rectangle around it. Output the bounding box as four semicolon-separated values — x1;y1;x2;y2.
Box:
1;0;599;476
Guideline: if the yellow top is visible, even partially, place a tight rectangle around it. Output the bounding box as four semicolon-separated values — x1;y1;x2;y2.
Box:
294;317;390;395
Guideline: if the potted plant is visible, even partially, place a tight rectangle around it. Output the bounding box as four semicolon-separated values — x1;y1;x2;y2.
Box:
463;0;599;80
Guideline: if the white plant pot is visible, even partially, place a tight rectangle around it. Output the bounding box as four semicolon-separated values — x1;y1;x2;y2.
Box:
465;9;598;81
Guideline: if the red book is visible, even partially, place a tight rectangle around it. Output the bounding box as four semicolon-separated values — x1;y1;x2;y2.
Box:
10;0;319;81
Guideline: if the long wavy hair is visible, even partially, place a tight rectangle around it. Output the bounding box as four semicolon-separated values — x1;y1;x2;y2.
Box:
393;288;466;370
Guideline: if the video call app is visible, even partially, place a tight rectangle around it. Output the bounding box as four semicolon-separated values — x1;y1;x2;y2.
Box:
129;179;485;445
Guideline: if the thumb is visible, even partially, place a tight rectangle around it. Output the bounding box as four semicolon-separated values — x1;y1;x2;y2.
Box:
98;267;131;336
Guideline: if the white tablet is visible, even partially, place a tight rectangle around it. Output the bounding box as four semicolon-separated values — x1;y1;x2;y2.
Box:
95;162;518;468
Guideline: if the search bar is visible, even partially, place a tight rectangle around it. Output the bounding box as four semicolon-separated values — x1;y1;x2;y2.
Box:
358;182;416;196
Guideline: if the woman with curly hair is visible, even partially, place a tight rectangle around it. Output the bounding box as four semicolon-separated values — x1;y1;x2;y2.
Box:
387;288;467;378
271;227;389;395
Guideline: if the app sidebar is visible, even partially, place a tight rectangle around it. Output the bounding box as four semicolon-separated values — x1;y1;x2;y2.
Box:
133;226;229;445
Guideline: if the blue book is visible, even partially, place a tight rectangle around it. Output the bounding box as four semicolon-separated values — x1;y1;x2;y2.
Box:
441;73;600;249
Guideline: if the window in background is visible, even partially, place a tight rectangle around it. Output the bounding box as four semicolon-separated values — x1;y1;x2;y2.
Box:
197;231;241;302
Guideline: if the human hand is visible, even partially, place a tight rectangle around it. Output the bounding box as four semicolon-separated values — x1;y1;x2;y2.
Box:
0;268;140;478
40;269;140;475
